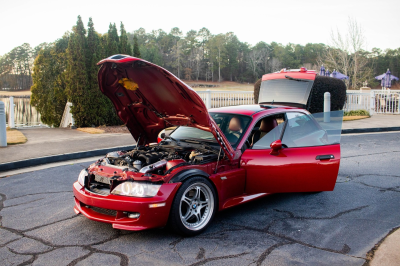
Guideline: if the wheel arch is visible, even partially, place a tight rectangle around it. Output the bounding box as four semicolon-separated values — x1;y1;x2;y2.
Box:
168;169;219;210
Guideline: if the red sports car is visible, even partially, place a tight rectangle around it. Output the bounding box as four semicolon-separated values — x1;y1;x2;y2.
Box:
73;55;343;236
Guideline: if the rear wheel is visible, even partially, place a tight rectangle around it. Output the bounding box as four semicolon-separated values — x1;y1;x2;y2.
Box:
168;177;216;236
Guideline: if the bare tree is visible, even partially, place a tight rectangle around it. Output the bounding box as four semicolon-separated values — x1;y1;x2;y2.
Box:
248;48;263;80
348;18;371;89
268;57;282;72
322;17;370;89
260;48;270;74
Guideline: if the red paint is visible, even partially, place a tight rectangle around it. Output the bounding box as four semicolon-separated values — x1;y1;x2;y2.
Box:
241;144;340;194
73;181;181;230
73;56;342;232
97;55;235;160
262;69;317;81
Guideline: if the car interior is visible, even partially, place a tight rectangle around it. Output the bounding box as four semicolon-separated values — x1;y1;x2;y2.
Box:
242;113;286;150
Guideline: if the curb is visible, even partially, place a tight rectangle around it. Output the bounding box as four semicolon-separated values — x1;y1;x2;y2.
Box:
0;145;136;172
341;127;400;134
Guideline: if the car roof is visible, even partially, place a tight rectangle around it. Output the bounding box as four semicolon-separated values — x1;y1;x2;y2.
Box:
209;104;300;117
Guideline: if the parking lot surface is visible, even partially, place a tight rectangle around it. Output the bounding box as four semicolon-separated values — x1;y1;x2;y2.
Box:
0;132;399;265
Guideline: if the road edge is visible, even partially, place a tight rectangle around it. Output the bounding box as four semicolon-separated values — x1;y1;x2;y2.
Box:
363;226;400;266
0;145;136;172
341;127;400;134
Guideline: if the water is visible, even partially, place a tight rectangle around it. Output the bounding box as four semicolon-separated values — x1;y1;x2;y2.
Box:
0;96;43;127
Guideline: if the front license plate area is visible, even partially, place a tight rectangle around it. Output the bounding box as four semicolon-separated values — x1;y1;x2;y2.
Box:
94;175;111;185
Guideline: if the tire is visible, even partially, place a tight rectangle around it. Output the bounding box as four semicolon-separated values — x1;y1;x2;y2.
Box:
168;176;217;236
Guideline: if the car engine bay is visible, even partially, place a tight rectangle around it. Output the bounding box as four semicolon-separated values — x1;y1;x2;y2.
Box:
99;138;220;175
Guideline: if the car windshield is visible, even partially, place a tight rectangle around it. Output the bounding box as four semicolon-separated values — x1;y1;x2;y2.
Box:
170;113;252;148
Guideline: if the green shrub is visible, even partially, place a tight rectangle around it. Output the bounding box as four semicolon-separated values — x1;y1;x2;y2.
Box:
307;76;347;113
344;110;370;116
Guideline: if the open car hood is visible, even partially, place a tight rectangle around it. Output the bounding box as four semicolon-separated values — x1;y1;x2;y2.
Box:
97;55;234;160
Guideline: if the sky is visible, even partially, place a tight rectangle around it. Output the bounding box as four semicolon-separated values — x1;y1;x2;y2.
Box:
1;0;399;56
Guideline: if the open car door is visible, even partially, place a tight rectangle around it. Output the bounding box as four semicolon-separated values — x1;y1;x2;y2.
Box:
241;111;343;194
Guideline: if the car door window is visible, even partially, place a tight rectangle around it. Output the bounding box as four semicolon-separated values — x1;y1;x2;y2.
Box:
252;114;286;150
282;112;328;148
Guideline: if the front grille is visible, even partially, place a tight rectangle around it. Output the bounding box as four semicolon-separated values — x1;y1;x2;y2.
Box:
87;174;111;196
86;205;117;217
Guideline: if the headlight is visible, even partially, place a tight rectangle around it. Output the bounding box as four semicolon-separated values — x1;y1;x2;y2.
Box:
78;169;88;187
111;182;161;197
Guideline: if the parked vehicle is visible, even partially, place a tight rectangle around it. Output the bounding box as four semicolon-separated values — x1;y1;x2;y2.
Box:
73;55;343;236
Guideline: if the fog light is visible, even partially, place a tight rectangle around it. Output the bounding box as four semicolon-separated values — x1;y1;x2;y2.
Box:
127;212;140;219
149;203;166;208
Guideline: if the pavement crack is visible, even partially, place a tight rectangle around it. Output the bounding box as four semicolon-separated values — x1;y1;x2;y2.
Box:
7;191;72;200
3;198;44;208
273;209;295;218
223;221;357;256
169;237;184;249
0;193;6;225
355;182;400;193
195;247;205;260
188;252;249;266
88;247;129;266
66;249;94;266
22;215;79;233
16;254;37;266
255;242;293;266
273;206;369;220
7;246;55;256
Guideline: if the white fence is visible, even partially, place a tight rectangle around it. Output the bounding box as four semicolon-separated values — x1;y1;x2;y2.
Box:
196;90;254;109
197;89;400;115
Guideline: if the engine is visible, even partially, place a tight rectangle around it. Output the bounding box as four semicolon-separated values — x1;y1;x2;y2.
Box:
100;143;219;175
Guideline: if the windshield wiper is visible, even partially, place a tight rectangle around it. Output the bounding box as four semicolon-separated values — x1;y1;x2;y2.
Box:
163;135;177;142
285;75;309;82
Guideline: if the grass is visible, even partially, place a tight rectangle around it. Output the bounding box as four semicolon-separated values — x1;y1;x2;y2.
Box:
77;128;105;134
343;116;370;121
6;128;27;145
344;110;370;117
342;110;370;121
0;90;31;96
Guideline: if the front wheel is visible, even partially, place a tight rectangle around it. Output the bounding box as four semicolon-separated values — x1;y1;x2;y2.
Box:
168;177;217;236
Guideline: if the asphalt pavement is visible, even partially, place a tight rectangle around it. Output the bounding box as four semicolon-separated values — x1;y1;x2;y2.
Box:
0;132;399;265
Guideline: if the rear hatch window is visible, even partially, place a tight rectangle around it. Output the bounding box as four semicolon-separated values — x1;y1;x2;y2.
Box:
258;78;314;107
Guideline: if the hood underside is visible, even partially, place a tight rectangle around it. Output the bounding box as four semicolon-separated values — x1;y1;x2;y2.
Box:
97;55;234;160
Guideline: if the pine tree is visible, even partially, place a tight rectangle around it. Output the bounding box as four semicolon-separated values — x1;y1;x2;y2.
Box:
66;15;89;127
86;18;121;125
106;23;119;56
133;34;141;58
119;22;132;55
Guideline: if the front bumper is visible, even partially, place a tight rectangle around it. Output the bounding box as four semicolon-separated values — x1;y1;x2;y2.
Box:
73;181;181;231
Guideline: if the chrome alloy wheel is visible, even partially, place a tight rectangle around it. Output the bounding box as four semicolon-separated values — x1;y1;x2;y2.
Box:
179;182;214;231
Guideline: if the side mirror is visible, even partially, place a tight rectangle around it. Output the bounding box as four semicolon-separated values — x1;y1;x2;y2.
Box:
160;133;166;139
270;139;282;155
